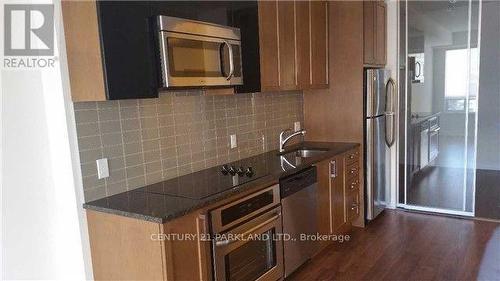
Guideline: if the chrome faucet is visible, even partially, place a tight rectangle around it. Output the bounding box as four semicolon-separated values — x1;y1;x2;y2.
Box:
279;129;306;152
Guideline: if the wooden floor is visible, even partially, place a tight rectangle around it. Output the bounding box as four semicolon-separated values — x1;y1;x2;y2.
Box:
289;210;500;281
408;166;473;211
407;136;474;212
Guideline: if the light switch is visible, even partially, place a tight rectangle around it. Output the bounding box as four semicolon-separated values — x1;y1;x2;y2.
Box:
230;134;237;149
294;121;301;132
96;158;109;179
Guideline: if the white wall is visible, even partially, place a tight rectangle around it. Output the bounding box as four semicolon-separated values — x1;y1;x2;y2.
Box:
1;0;91;279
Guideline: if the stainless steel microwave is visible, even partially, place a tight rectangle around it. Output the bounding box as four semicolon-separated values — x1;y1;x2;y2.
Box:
157;16;243;88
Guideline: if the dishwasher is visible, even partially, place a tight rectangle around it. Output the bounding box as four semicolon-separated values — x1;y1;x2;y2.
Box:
279;166;318;277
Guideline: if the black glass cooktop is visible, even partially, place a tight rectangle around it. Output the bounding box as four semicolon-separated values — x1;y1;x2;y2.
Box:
137;156;271;200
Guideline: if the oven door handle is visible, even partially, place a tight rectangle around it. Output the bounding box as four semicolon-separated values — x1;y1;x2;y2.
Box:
223;41;234;80
215;213;281;247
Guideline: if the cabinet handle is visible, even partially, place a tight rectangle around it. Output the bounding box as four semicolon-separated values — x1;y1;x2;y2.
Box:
330;160;337;178
198;214;207;234
349;154;355;159
350;168;357;174
350;181;357;189
351;203;358;210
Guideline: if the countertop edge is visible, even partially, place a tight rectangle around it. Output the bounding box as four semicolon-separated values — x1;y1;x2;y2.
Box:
83;204;165;223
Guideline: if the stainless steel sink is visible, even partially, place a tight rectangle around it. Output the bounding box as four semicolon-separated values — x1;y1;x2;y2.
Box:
281;148;329;158
294;149;328;157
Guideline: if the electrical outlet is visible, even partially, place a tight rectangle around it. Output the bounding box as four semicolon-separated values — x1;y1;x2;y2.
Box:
96;158;109;179
294;121;301;132
230;134;237;149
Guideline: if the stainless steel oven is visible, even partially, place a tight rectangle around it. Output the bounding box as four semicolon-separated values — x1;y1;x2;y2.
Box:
210;185;283;281
157;16;243;88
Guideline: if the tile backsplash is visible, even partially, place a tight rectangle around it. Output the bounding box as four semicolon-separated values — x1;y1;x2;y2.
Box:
74;90;304;202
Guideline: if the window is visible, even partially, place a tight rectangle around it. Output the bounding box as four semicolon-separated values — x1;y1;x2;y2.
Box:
444;48;479;112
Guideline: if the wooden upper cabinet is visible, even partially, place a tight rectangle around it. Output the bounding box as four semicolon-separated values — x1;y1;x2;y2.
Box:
258;0;329;92
278;1;297;90
258;1;280;91
295;1;311;89
309;0;329;88
62;1;106;102
62;0;159;102
363;1;376;65
374;1;387;65
363;0;386;66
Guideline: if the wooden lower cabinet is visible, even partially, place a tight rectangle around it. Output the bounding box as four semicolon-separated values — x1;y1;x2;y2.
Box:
316;147;361;251
86;209;211;281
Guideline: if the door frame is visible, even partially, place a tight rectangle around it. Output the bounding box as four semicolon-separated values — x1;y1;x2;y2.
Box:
395;0;479;218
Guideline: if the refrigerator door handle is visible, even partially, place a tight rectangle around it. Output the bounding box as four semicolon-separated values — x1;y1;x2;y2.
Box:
385;78;396;147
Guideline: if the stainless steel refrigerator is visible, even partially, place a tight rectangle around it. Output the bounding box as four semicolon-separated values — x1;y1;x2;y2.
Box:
364;69;396;220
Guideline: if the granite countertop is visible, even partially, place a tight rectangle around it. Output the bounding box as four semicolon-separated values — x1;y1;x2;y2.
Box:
83;141;360;223
410;112;441;125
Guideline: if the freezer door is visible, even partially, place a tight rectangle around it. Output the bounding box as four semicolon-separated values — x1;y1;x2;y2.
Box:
366;116;388;220
366;69;390;117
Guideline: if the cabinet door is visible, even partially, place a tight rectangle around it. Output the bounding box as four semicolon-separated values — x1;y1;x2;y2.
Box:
310;0;329;88
316;159;331;237
295;1;311;89
97;1;159;99
277;0;297;90
375;1;387;65
62;0;107;102
363;1;375;65
258;1;280;91
330;156;347;234
163;212;212;281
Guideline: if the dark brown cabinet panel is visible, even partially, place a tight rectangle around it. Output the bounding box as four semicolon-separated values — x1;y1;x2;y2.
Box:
363;0;386;66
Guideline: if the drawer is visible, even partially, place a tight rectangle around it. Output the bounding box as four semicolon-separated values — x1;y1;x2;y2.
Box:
346;177;360;193
345;149;360;164
346;162;360;180
346;189;360;221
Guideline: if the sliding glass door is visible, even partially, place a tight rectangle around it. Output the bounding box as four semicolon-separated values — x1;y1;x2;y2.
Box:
399;0;481;215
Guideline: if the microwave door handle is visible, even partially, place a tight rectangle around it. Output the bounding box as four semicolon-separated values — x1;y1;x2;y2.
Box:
223;41;234;80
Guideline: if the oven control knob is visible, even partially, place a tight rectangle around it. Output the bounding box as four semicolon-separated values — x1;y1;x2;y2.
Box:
221;164;229;175
228;166;236;176
245;167;254;177
236;167;245;176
